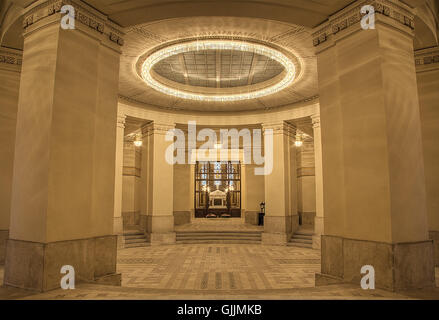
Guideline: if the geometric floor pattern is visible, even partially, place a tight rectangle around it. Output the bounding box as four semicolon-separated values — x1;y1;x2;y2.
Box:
1;244;439;300
117;245;320;290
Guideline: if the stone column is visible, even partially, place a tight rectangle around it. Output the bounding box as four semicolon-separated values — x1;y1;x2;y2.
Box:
313;0;434;290
415;46;439;267
4;0;124;291
140;122;176;245
0;47;22;264
311;114;324;249
261;122;295;245
113;114;126;247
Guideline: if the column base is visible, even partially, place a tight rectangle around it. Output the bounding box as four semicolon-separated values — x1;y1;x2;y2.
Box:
312;234;321;250
244;211;259;225
429;231;439;267
145;215;175;245
0;230;8;265
320;235;435;291
113;217;124;249
148;232;176;245
262;215;292;245
4;235;120;292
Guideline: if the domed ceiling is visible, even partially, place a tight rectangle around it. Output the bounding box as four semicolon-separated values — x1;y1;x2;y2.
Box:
119;17;319;112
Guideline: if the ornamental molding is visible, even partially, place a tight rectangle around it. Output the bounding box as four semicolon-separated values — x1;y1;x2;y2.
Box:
116;114;126;129
141;122;176;136
22;0;124;47
311;114;321;129
262;121;296;137
0;47;23;66
415;46;439;72
312;0;414;52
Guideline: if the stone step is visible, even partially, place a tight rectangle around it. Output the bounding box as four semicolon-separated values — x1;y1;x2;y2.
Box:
176;240;261;244
287;242;313;248
294;230;314;236
176;232;262;237
124;242;150;248
176;233;261;238
124;234;146;240
292;234;312;240
123;231;144;236
289;238;313;244
125;238;148;244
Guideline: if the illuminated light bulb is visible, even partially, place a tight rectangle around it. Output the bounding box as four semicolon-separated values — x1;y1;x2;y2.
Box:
214;143;222;149
295;140;303;147
134;134;143;147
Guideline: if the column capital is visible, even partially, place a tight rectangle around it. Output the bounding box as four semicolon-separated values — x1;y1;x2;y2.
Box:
23;0;125;53
311;114;321;129
141;121;176;137
312;0;415;54
116;114;126;129
415;46;439;72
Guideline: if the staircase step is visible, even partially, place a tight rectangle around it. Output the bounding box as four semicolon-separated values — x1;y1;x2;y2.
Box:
287;242;313;248
295;230;314;236
123;231;144;236
292;234;312;240
125;238;148;244
176;231;262;235
176;240;261;244
290;238;313;244
176;234;261;238
124;242;150;248
124;234;146;240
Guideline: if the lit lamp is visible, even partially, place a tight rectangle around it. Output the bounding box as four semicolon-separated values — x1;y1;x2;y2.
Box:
295;134;303;147
134;134;142;147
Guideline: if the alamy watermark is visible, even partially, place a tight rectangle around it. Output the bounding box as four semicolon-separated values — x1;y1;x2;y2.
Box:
164;121;274;176
60;265;75;290
60;5;75;30
361;5;376;30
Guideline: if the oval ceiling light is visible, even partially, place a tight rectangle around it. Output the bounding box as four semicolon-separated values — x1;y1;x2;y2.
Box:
141;40;296;102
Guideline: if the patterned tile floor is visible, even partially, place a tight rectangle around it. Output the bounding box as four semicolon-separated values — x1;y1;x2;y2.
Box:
1;244;439;300
117;245;319;290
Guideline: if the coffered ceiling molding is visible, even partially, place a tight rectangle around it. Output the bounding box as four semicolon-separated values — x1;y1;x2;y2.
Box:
119;16;318;112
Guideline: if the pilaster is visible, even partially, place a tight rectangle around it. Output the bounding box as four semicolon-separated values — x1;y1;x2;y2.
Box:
4;0;124;291
261;121;296;245
0;47;22;265
140;122;176;245
313;0;434;290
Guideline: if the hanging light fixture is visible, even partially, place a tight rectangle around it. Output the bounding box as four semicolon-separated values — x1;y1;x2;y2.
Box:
133;134;142;147
141;39;296;102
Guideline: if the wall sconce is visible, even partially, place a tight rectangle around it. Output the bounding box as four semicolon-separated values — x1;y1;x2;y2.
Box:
295;133;303;147
134;134;142;147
